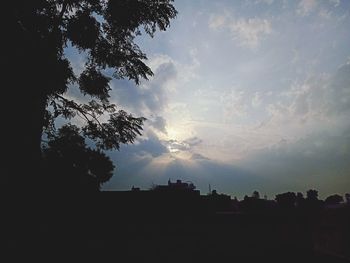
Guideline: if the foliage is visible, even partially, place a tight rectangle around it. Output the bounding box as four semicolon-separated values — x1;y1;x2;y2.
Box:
10;0;177;151
325;194;343;205
306;189;319;200
42;124;115;191
275;192;296;209
252;190;260;199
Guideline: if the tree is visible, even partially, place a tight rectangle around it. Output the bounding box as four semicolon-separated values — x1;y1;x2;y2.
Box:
252;190;260;199
42;124;115;193
296;192;305;208
324;194;343;206
275;192;296;209
306;189;318;201
305;189;323;211
6;1;177;192
346;193;350;204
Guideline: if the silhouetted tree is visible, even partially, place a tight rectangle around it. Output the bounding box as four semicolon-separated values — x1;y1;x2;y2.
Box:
275;192;296;209
345;193;350;204
42;124;114;193
296;192;305;208
324;194;343;206
306;189;318;201
240;192;270;212
305;189;323;211
252;190;260;199
6;1;177;192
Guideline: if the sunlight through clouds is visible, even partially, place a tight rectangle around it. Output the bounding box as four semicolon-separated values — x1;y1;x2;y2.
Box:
103;0;350;198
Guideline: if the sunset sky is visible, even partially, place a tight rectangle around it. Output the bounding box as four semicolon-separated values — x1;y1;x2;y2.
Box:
67;0;350;198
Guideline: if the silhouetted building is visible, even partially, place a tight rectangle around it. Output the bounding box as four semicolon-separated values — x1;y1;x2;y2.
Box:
152;179;197;193
203;190;232;213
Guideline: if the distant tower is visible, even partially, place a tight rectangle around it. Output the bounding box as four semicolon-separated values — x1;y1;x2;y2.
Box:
209;184;211;195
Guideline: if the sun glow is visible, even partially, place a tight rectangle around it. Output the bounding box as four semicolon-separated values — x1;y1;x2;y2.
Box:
165;125;184;141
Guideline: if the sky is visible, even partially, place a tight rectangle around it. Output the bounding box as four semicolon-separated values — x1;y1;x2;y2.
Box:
67;0;350;199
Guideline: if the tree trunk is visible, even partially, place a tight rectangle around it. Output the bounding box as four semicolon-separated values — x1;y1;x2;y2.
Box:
5;39;49;213
5;12;51;196
5;3;61;253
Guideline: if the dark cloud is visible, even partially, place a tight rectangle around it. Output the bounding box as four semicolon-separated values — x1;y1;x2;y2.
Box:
104;148;268;199
101;115;350;199
102;132;169;190
147;116;167;134
109;60;177;116
190;153;210;160
102;132;268;198
239;127;350;198
122;131;169;158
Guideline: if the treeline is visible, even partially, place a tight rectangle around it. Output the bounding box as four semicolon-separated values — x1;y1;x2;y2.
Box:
207;188;349;213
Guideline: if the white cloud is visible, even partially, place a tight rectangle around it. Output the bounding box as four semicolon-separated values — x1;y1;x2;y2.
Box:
259;64;350;139
230;18;272;49
252;92;262;108
209;13;272;49
221;89;248;121
209;13;227;29
297;0;318;16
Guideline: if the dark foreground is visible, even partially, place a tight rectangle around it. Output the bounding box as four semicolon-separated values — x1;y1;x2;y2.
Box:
5;192;350;262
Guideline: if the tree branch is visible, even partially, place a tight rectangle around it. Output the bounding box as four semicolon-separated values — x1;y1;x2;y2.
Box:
59;0;68;20
54;94;106;132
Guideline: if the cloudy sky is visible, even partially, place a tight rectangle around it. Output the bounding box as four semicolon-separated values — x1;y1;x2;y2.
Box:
68;0;350;199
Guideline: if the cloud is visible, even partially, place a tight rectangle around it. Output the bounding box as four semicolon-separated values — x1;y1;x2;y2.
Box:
163;136;203;153
328;63;350;114
103;134;267;198
61;0;350;198
221;89;248;121
318;9;332;20
166;139;190;152
297;0;318;16
329;0;340;7
109;55;178;118
251;92;262;108
133;131;170;158
183;137;202;147
188;61;350;165
255;0;274;5
239;127;350;198
190;153;210;161
148;115;167;134
252;63;349;137
209;13;228;29
209;13;272;49
230;18;272;49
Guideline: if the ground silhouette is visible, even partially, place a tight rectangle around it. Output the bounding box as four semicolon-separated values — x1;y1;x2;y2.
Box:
5;179;350;262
